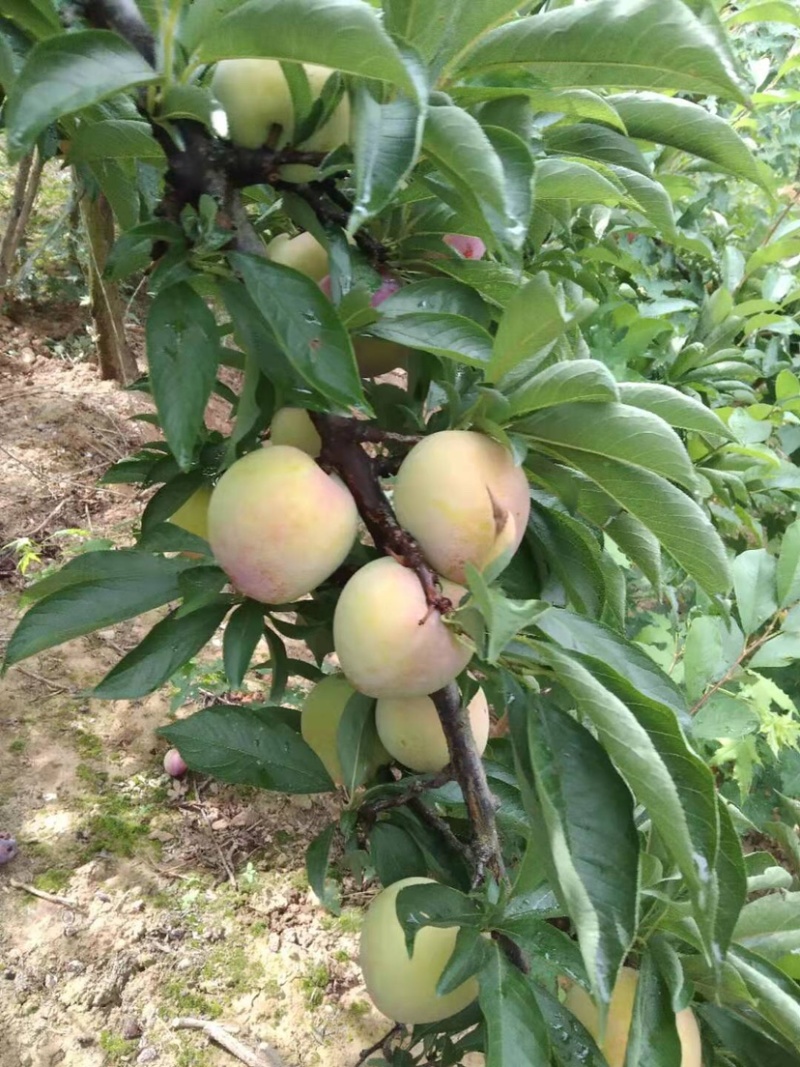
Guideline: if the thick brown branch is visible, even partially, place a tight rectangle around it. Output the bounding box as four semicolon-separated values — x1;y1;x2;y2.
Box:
310;413;450;613
79;0;156;64
431;683;505;887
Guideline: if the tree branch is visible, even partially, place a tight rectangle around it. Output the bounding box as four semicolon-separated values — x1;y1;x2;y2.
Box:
79;0;156;64
310;413;451;614
431;683;505;887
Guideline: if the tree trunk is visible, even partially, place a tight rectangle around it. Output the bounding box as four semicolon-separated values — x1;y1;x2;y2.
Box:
78;190;139;384
0;149;44;291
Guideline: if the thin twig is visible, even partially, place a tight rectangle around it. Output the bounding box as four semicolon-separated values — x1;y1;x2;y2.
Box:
171;1018;286;1067
9;879;83;911
193;782;237;887
355;1024;404;1066
690;617;781;716
12;666;73;694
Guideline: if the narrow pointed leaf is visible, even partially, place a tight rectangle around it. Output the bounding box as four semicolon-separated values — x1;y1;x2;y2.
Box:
460;0;748;103
230;253;369;414
5;31;158;160
526;697;638;1007
518;402;697;490
548;447;731;595
192;0;417;98
94;601;230;699
511;640;719;956
158;704;336;793
4;553;191;666
506;359;619;417
479;944;551;1067
610;92;765;187
147;282;220;470
618;383;734;439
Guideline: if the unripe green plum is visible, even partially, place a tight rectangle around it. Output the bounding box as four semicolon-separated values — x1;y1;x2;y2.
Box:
211;59;350;159
333;557;471;698
563;967;702;1067
168;485;212;541
208;445;357;604
301;674;387;785
393;430;531;583
360;877;479;1023
376;688;489;773
270;407;321;457
267;232;329;282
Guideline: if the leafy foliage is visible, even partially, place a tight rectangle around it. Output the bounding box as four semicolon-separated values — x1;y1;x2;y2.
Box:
3;0;800;1063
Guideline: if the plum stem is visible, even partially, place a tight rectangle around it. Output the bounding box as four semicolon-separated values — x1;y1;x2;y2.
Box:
310;412;450;614
430;683;506;887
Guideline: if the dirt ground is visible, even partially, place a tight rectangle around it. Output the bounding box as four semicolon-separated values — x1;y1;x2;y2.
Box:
0;310;394;1067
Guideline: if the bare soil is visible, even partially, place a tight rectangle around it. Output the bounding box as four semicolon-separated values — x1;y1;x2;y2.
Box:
0;313;392;1067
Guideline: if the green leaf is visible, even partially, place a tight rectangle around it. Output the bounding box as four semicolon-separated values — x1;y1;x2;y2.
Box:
617;382;734;439
606;165;677;238
380;278;490;324
609;92;765;187
506;360;619;418
699;1004;800;1067
94;601;229;699
534;608;688;723
490;275;567;380
478;944;551;1067
69;119;165;163
732;549;778;635
532;986;607;1067
146;283;220;471
337;691;382;795
191;0;417;98
777;520;800;607
726;1;800;29
522;696;639;1007
350;85;425;231
518;402;697;490
548;448;731;596
1;0;60;40
369;821;428;888
306;824;340;913
368;312;493;367
3;552;191;667
437;926;490;996
230;253;369;414
684;617;745;703
459;0;749;103
692;693;758;741
0;18;32;87
534;157;626;206
513;641;719;955
623;950;683;1067
734;893;800;962
395;882;482;953
5;31;158;161
424;104;526;252
525;507;606;618
730;947;800;1049
714;797;748;957
387;0;522;72
223;600;265;688
545;122;652;177
158;704;335;793
464;566;548;663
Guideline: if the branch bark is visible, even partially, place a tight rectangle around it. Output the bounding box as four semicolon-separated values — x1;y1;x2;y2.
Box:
431;683;505;886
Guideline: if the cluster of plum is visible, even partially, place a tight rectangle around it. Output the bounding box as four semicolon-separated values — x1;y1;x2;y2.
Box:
159;58;706;1055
